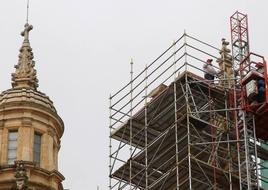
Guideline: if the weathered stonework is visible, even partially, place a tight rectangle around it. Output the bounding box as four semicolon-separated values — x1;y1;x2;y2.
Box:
217;38;234;87
0;23;65;190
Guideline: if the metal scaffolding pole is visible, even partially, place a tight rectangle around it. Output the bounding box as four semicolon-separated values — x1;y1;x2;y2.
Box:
225;89;233;190
144;64;149;190
253;115;260;190
184;31;193;190
173;41;180;190
109;94;112;190
242;112;251;189
129;59;134;189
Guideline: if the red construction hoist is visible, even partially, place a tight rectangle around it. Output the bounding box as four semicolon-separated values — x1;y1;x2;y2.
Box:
231;11;268;139
240;53;268;138
231;10;268;189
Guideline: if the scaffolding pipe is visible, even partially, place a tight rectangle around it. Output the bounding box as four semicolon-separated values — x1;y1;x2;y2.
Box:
109;95;112;190
253;115;260;190
184;31;193;190
144;64;149;190
173;41;180;190
129;59;134;189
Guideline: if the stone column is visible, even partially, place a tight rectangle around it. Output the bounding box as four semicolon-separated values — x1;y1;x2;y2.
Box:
0;118;3;164
17;117;32;161
54;143;60;170
41;132;54;170
1;128;8;164
0;126;3;164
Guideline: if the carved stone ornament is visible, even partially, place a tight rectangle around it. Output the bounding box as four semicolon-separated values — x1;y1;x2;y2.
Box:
217;38;234;87
14;161;28;190
12;23;39;90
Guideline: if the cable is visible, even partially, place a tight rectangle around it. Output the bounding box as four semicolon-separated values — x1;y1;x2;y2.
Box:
26;0;30;23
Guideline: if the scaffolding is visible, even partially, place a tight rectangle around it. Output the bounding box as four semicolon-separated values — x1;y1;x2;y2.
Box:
109;12;268;190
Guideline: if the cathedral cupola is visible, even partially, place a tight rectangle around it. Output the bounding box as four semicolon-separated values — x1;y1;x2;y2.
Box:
0;22;65;190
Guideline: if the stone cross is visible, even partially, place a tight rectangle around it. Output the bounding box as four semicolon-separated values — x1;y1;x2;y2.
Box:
21;23;33;43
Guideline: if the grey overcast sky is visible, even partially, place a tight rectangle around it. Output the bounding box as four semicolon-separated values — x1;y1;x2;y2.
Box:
0;0;268;189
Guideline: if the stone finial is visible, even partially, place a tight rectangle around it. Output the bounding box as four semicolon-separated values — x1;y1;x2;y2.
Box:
11;23;39;90
217;38;234;87
14;161;28;190
217;38;232;64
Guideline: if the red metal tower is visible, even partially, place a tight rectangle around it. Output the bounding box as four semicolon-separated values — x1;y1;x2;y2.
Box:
231;11;268;139
230;11;250;69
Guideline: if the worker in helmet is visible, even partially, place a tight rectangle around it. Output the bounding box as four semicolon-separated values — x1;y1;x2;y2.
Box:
258;79;265;103
203;59;217;82
255;64;266;103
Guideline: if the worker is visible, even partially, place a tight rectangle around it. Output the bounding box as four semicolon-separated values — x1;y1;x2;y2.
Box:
256;62;264;74
203;59;217;82
257;79;265;103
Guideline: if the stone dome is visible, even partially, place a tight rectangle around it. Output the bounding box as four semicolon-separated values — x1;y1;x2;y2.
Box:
0;87;64;137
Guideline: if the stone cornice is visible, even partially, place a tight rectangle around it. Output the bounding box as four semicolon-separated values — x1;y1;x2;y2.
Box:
21;117;33;127
0;88;56;112
0;103;64;138
0;161;65;181
47;127;56;137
